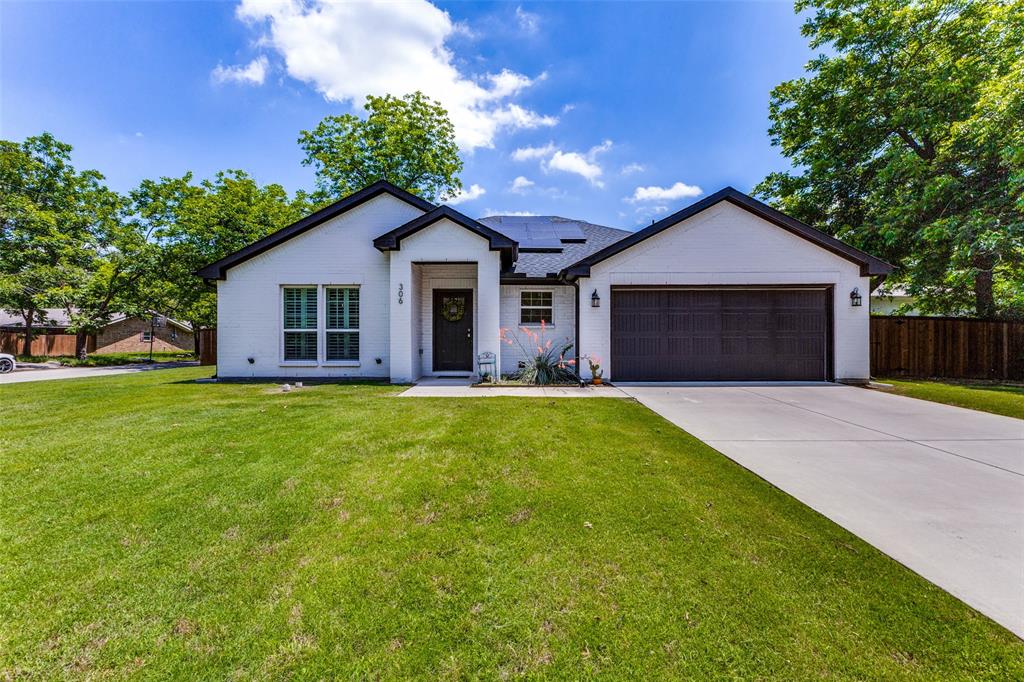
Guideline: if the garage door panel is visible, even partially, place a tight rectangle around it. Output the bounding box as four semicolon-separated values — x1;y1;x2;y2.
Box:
611;288;829;381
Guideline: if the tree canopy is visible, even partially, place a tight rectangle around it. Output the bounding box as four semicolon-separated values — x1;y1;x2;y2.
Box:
756;0;1024;318
0;133;123;354
1;92;463;356
298;92;463;203
134;170;312;333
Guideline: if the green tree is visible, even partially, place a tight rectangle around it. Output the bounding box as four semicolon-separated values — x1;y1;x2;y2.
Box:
0;133;119;354
756;0;1024;318
298;92;463;203
131;170;310;347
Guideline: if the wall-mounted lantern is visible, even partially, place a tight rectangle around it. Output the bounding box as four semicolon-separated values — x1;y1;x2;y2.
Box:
850;287;862;307
591;290;601;308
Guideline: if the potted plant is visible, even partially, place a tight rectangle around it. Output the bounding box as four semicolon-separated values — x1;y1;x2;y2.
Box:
586;355;604;385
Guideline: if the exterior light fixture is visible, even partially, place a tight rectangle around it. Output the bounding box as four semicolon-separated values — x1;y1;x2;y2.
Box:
591;290;601;307
850;287;863;307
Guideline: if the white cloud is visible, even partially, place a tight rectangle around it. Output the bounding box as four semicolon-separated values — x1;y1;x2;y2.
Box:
134;132;144;138
620;162;645;176
235;0;556;150
511;142;557;161
544;139;612;187
483;209;538;217
515;6;540;34
445;183;486;205
633;204;670;225
211;55;268;85
509;176;535;193
627;181;703;203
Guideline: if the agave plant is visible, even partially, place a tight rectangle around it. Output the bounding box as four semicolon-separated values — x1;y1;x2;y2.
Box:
499;320;577;385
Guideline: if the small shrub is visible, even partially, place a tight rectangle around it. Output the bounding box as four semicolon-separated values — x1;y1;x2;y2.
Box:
499;322;577;385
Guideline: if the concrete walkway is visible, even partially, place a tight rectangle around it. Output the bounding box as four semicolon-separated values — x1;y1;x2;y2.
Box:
618;383;1024;637
399;377;629;398
0;361;198;384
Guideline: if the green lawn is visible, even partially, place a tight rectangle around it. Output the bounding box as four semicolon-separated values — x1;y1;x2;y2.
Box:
1;368;1020;679
879;377;1024;420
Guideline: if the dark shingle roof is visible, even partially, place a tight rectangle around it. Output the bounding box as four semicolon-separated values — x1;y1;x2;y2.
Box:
477;216;631;278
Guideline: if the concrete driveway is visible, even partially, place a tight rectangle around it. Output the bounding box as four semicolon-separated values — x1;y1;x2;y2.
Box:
0;361;198;384
619;383;1024;637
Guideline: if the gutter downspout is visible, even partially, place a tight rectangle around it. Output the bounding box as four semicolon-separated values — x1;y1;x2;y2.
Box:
567;275;582;385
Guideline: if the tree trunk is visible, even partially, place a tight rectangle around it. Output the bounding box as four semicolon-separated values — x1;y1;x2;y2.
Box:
973;253;996;318
21;307;35;356
76;331;89;360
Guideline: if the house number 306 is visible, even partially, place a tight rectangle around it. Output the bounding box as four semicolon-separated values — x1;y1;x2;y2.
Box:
398;283;404;305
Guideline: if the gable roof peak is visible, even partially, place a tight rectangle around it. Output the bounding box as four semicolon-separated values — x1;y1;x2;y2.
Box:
560;185;892;279
195;180;435;280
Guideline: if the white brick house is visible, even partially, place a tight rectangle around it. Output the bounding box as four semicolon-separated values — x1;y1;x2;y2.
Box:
198;181;891;384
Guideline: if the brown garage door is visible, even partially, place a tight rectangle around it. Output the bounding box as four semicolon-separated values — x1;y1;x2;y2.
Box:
611;288;831;381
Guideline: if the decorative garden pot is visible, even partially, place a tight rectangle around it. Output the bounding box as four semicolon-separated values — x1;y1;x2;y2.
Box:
592;377;603;386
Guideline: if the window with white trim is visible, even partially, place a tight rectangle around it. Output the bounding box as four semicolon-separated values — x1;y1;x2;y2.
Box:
520;290;553;325
325;287;359;361
283;286;317;361
140;330;152;342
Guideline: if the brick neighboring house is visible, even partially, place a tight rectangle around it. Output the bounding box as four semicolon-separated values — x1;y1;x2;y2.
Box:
0;309;194;355
95;314;194;354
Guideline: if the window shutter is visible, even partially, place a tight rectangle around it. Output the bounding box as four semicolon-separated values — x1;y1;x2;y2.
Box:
326;287;360;361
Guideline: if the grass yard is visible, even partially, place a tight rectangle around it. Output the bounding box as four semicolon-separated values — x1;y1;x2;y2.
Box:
1;368;1021;679
879;377;1024;420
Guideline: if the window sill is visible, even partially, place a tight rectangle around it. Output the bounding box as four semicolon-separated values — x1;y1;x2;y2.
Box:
322;361;360;367
519;324;555;328
279;361;318;367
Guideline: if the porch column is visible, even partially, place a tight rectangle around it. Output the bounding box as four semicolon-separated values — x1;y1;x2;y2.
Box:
388;253;414;383
476;254;501;378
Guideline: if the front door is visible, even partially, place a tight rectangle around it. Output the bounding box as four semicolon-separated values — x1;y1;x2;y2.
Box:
433;289;473;372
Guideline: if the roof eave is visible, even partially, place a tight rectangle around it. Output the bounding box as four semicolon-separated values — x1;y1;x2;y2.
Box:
559;187;894;280
195;181;435;281
372;206;519;260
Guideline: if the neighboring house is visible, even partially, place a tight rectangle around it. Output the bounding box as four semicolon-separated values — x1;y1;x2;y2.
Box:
0;310;194;354
197;181;891;384
94;314;194;354
870;285;920;316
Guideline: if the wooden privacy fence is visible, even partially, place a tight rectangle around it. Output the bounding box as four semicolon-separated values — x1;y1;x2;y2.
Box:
0;331;95;357
871;316;1024;381
198;328;217;366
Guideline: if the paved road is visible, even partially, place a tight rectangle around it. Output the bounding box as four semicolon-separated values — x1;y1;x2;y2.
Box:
618;383;1024;637
0;362;198;384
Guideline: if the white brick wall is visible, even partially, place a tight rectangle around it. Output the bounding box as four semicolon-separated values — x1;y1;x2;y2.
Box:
216;194;424;378
576;201;871;382
216;193;870;384
498;284;576;376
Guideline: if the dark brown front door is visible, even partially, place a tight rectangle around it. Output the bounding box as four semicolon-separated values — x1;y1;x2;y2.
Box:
611;287;830;381
433;289;473;372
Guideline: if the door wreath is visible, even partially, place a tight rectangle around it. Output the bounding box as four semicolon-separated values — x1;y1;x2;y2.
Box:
441;296;466;322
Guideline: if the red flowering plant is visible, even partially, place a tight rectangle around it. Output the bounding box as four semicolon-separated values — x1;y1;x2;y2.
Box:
499;319;578;385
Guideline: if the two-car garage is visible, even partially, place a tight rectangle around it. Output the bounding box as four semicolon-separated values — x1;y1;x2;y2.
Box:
566;188;892;384
610;287;832;382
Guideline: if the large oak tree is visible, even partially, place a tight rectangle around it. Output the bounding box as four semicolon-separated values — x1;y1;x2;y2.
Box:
757;0;1023;317
298;92;463;203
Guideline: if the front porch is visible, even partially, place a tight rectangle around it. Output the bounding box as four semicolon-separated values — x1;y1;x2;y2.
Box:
386;249;503;384
405;262;499;382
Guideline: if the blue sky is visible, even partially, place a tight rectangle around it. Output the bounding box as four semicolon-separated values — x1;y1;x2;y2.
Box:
1;1;812;228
